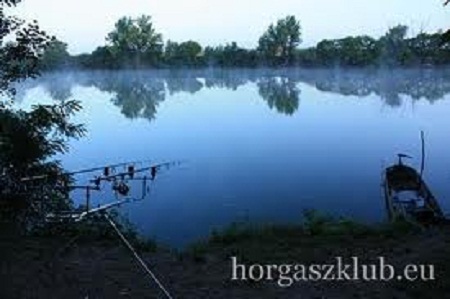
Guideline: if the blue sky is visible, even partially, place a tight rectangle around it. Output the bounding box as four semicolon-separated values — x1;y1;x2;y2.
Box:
14;0;450;54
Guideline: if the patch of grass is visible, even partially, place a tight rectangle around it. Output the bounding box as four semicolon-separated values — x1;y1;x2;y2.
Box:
185;210;422;263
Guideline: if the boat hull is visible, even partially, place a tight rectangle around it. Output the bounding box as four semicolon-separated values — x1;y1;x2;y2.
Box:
384;164;444;224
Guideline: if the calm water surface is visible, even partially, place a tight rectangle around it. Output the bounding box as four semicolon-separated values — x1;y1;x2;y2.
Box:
17;69;450;246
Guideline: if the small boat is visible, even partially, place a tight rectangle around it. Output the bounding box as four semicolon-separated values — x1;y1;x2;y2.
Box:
384;154;444;224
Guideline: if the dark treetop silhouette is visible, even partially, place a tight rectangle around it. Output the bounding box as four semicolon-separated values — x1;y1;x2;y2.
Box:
0;0;85;227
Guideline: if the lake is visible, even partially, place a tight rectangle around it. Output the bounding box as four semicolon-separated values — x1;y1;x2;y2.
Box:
16;68;450;247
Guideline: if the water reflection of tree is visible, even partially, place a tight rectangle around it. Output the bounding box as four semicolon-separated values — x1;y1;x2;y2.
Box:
15;69;450;119
258;77;300;115
14;73;74;103
89;73;166;121
113;80;165;121
204;70;255;90
298;69;450;107
44;74;74;102
165;76;203;95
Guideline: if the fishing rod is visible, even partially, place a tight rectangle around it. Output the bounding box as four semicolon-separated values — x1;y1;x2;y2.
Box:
20;159;155;182
37;160;178;297
18;160;182;221
46;198;133;223
90;161;180;185
83;161;181;198
46;186;156;224
45;166;158;222
56;161;180;211
41;161;176;298
67;159;154;176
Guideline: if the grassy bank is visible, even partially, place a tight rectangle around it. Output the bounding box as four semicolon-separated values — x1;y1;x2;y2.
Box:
1;211;450;298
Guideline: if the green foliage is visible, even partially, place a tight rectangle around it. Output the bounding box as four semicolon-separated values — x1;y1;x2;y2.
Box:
185;210;424;265
378;25;410;66
1;100;84;166
0;0;53;99
315;36;380;67
302;25;450;68
258;15;302;65
107;15;163;68
0;0;85;228
204;42;258;67
408;32;450;65
164;40;203;67
40;39;70;70
78;46;118;69
68;9;450;69
74;15;164;69
197;210;419;247
0;100;85;225
302;209;335;235
40;0;450;70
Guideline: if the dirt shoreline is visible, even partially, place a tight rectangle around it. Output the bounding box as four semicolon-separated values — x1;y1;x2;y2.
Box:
1;223;450;298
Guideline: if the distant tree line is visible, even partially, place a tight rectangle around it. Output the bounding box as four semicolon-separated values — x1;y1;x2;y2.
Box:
40;14;450;70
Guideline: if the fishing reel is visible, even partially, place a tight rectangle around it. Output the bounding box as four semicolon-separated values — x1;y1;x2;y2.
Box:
78;161;175;201
113;181;131;196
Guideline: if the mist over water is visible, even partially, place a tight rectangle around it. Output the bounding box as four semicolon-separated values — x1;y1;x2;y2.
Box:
16;68;450;246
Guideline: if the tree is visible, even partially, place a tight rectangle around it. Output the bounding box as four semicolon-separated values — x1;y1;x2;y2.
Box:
408;32;448;65
204;42;258;67
0;0;85;225
107;15;163;68
258;15;301;65
316;40;339;66
379;25;411;66
338;36;379;66
40;39;70;70
87;46;118;69
164;40;179;66
296;48;318;66
179;41;202;66
164;40;203;67
0;0;52;101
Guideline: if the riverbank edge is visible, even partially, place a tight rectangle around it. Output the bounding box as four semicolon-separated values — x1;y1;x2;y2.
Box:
2;211;450;298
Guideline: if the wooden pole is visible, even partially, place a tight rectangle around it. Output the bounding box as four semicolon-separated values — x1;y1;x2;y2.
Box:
420;131;425;180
